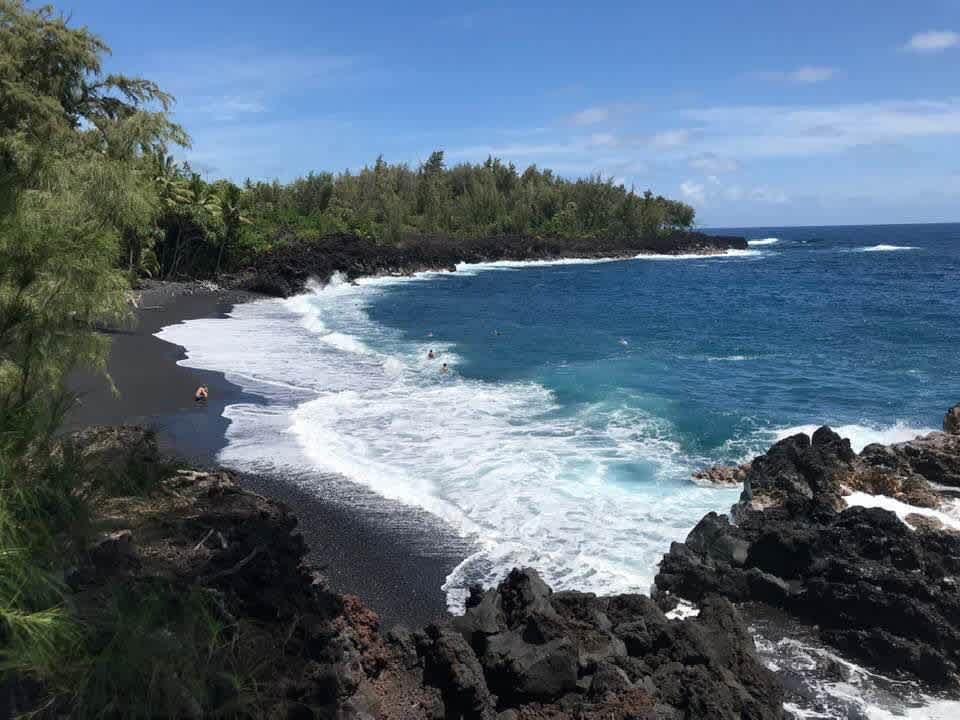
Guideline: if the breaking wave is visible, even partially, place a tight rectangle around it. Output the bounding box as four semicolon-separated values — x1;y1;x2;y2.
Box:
857;244;918;252
772;421;935;453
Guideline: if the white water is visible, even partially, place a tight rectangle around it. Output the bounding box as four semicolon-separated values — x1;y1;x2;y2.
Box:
773;421;935;453
844;492;960;531
754;628;960;719
157;272;741;611
857;244;919;252
448;247;766;274
748;237;780;246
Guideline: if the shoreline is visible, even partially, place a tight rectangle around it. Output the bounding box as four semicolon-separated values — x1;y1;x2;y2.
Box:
66;280;461;628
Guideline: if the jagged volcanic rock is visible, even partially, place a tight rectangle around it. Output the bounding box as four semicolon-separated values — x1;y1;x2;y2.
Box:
232;231;748;298
658;420;960;688
58;426;783;720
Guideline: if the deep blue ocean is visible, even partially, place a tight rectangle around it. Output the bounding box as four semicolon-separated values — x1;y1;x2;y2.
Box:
158;223;960;717
370;223;959;457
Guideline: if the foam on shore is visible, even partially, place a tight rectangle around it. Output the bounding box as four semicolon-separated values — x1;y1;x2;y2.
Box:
772;421;935;453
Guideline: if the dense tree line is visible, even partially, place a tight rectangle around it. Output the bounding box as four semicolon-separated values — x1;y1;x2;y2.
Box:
147;152;696;279
238;153;694;251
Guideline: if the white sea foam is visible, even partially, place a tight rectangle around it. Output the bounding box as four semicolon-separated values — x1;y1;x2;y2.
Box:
844;492;960;531
748;237;780;246
772;421;935;453
157;271;740;612
451;248;765;274
857;244;918;252
665;598;700;620
633;248;767;260
753;630;960;720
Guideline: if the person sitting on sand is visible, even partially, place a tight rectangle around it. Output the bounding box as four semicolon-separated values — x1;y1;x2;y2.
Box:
428;349;435;360
195;385;209;403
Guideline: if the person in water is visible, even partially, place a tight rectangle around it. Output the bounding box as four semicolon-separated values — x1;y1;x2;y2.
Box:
428;349;435;360
441;363;448;373
195;385;209;403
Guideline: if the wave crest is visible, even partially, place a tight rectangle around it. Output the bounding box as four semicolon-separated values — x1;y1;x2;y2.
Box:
857;244;918;252
773;421;935;453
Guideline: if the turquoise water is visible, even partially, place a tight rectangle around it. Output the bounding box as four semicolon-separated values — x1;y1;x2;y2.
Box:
157;222;960;718
157;223;960;607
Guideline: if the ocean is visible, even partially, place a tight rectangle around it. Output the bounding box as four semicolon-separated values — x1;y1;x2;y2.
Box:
158;223;960;718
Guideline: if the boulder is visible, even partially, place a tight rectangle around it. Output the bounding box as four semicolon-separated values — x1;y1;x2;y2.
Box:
448;568;781;718
419;625;497;720
865;432;960;487
945;403;960;435
691;463;750;488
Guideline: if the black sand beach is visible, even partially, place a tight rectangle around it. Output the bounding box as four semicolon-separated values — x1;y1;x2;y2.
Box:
67;281;459;628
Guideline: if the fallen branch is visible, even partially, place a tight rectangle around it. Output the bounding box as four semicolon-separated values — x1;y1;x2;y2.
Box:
197;545;264;585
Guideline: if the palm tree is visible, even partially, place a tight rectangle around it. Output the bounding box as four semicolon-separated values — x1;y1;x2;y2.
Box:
215;183;246;278
165;172;220;278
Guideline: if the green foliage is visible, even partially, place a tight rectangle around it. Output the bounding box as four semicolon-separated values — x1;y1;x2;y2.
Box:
233;152;696;257
0;0;188;711
49;580;261;719
148;149;696;279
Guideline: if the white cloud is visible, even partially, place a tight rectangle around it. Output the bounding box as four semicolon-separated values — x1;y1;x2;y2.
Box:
447;141;580;159
686;99;960;158
751;186;789;204
688;152;738;173
570;106;610;126
650;129;690;149
788;66;835;83
567;102;643;127
680;180;706;203
588;132;617;147
682;176;788;206
755;66;835;84
905;30;960;52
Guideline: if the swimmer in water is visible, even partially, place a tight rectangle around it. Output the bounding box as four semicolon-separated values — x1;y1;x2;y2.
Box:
441;363;448;373
618;338;629;346
427;349;435;360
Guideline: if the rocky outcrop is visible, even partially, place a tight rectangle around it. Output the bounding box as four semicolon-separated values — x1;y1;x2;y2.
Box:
232;231;748;298
413;568;783;719
691;463;751;488
658;422;960;688
945;403;960;435
49;426;782;719
861;431;960;488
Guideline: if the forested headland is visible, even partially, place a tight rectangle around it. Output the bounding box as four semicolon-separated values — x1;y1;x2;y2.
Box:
155;155;701;279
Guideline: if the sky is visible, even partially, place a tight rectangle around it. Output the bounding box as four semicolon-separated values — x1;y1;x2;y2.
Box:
65;0;960;227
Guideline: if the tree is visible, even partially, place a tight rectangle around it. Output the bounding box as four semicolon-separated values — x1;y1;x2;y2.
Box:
215;182;245;277
0;0;187;695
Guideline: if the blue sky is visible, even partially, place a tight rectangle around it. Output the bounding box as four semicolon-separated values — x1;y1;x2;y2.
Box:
67;0;960;226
